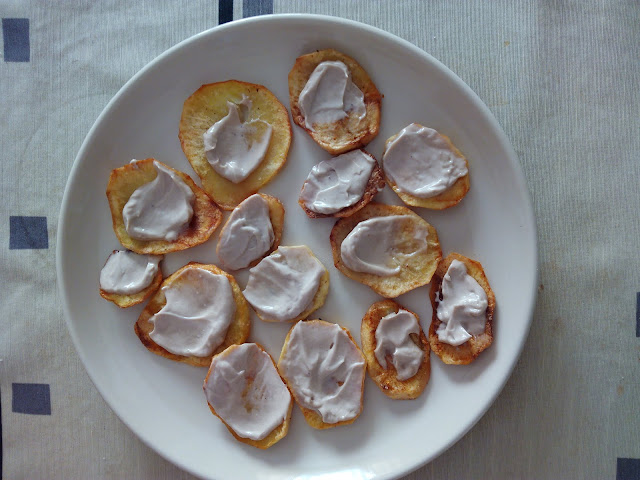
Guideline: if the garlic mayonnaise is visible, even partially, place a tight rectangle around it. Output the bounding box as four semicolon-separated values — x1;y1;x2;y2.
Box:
374;309;424;381
99;250;161;295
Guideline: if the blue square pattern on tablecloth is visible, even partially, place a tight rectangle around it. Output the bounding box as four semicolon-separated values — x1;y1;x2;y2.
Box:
11;383;51;415
9;216;48;249
2;18;29;62
617;458;640;480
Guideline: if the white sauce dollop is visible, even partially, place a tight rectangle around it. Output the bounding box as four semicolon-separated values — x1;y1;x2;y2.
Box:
149;268;236;357
242;246;325;322
278;321;365;424
99;250;161;295
216;194;274;270
203;97;273;184
298;61;366;130
374;310;424;381
340;215;428;276
436;260;488;346
204;343;291;441
299;150;376;214
122;161;195;242
382;124;468;198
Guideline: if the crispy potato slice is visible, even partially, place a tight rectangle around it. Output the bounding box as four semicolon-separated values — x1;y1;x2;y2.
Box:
203;343;292;449
382;126;470;210
330;203;442;298
298;150;386;219
134;263;250;367
106;158;222;255
99;251;163;308
428;253;495;365
289;49;381;154
278;320;365;429
216;193;285;271
178;80;292;210
361;300;430;400
244;246;330;323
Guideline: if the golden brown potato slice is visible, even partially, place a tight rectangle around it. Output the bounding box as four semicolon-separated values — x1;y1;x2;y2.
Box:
99;251;163;308
382;126;470;210
330;203;442;298
178;80;292;210
288;49;382;154
216;193;285;271
361;300;430;399
134;263;250;367
203;343;292;449
428;253;495;365
298;150;386;219
106;158;222;255
243;246;330;323
278;320;365;429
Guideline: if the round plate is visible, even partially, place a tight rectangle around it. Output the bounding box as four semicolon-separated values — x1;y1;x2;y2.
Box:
57;14;537;480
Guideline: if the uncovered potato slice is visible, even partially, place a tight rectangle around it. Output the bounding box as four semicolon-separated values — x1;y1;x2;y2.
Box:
179;80;292;210
134;263;250;367
330;203;442;298
106;158;222;255
428;253;495;365
288;49;381;154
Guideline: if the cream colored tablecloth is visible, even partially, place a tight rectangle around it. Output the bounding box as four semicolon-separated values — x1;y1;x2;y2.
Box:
2;1;639;478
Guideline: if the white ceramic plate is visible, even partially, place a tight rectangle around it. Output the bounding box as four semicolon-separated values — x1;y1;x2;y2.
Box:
57;14;537;480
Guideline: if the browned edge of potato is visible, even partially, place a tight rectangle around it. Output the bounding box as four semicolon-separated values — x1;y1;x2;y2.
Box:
106;158;222;254
428;252;495;365
134;262;250;367
361;299;430;399
288;49;382;155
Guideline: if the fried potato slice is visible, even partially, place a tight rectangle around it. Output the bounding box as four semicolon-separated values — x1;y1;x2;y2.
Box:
134;263;250;367
278;320;365;429
178;80;292;210
99;251;163;308
244;246;330;323
330;203;442;298
428;253;495;365
216;193;285;271
382;126;470;210
203;343;292;449
361;300;430;399
298;150;386;219
106;158;222;255
288;49;382;154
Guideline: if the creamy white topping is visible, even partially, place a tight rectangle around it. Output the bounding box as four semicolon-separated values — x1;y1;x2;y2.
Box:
242;246;325;322
382;124;468;198
204;343;291;441
122;161;195;242
217;194;274;270
299;150;376;214
298;61;366;130
99;250;161;295
279;321;365;424
436;260;488;346
149;268;236;357
340;215;429;276
203;96;273;183
374;310;424;381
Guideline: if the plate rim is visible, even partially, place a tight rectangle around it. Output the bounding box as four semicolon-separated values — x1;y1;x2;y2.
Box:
56;12;538;480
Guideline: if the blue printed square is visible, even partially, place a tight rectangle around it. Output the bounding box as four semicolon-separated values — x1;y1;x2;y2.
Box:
12;383;51;415
9;216;48;249
243;0;273;18
3;18;30;62
617;458;640;480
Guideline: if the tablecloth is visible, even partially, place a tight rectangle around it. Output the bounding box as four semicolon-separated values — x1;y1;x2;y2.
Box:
1;1;639;478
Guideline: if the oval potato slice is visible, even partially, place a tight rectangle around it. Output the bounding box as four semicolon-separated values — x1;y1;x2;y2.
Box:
106;158;222;255
179;80;292;210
